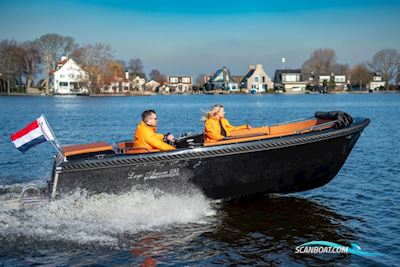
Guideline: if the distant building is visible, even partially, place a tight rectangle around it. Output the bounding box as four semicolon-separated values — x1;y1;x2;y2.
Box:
230;76;243;92
158;84;172;93
205;66;238;91
240;64;273;93
317;73;347;91
273;69;307;92
131;75;146;91
166;76;193;92
145;80;161;92
51;56;89;94
367;73;386;90
101;72;130;93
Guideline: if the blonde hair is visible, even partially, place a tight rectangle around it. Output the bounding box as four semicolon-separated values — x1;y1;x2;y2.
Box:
202;104;224;121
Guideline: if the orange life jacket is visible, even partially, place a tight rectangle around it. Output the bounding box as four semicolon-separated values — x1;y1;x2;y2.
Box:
133;121;176;151
204;117;248;143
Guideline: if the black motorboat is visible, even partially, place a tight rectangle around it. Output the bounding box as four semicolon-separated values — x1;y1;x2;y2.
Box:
47;111;369;199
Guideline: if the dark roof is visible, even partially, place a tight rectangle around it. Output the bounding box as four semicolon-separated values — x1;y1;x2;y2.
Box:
209;67;234;83
274;69;302;84
370;72;382;77
275;69;301;74
240;69;255;83
210;69;223;82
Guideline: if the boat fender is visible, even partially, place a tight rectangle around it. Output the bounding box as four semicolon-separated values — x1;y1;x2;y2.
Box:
315;111;353;127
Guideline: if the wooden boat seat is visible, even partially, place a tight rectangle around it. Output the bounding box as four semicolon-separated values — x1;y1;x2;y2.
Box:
62;142;113;157
204;118;336;147
114;141;160;154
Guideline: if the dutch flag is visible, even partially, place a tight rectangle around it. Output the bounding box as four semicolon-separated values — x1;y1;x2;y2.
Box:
10;115;55;153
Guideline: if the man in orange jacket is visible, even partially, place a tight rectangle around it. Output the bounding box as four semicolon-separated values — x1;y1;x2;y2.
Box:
133;110;176;151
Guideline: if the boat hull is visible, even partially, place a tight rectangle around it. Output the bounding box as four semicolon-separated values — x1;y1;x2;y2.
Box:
50;118;369;199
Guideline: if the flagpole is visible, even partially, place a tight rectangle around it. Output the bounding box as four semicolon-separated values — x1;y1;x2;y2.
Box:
39;114;66;160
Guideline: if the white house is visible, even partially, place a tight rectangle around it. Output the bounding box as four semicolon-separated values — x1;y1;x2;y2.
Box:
145;80;160;92
368;73;386;90
131;75;146;91
52;56;89;94
274;69;307;92
317;73;347;91
166;76;192;92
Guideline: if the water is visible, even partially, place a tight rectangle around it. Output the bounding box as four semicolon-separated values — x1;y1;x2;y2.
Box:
0;94;399;266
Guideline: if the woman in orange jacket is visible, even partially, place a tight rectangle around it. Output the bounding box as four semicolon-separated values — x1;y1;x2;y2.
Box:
133;110;176;151
204;104;251;143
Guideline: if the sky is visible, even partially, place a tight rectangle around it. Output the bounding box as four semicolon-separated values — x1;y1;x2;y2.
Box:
0;0;399;78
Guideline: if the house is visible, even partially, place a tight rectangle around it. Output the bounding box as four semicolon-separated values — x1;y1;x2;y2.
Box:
166;76;193;93
229;76;243;92
317;73;348;91
158;84;172;93
101;72;130;94
131;74;146;91
240;64;273;93
145;80;160;92
367;73;386;90
273;69;307;92
101;78;130;93
51;56;89;94
205;66;239;91
333;74;347;90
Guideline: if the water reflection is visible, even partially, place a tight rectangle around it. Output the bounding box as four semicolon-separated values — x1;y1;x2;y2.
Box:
126;195;357;266
208;195;357;265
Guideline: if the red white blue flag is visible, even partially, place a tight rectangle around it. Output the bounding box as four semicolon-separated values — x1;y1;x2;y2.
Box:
10;115;55;153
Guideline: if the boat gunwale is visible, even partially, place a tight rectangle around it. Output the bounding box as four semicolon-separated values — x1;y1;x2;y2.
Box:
56;117;370;173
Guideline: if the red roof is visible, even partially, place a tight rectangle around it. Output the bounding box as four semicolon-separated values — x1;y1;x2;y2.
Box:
57;59;68;66
50;58;69;75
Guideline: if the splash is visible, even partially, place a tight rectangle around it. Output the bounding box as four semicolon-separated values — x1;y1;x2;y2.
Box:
0;186;215;248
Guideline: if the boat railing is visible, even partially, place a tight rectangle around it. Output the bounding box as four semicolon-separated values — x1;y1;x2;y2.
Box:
293;120;338;134
267;117;315;127
224;132;267;140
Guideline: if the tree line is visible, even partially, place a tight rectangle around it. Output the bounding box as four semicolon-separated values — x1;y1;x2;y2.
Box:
1;33;399;94
0;33;167;94
301;48;400;89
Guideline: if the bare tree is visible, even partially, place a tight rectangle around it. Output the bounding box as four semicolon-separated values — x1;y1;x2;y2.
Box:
334;63;350;75
72;43;114;93
102;60;125;92
349;64;372;88
35;34;76;94
0;39;22;94
20;41;41;89
149;69;167;84
302;48;337;76
127;58;145;77
105;60;125;78
195;74;207;86
368;49;400;87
